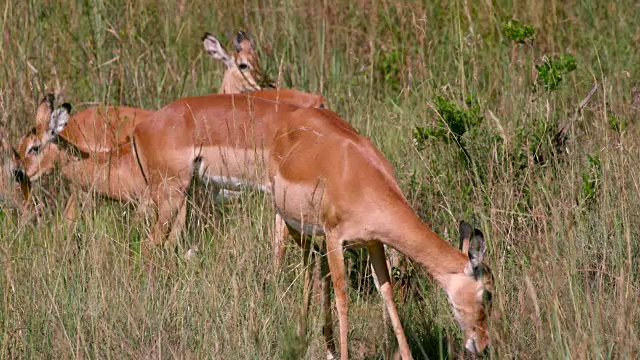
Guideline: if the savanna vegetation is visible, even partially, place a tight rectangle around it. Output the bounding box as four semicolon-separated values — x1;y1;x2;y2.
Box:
1;0;639;358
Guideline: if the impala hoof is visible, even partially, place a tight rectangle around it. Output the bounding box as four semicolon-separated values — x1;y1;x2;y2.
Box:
185;246;199;261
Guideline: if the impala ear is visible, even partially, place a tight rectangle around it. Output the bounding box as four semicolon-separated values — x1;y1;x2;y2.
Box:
48;103;71;139
203;32;233;68
459;221;473;254
468;228;486;270
234;31;254;53
36;94;56;128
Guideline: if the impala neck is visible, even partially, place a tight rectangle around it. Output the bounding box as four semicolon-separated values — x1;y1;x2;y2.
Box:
54;136;84;161
47;141;78;172
380;206;468;290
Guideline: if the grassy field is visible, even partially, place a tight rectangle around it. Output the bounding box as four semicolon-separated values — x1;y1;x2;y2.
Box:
1;0;639;358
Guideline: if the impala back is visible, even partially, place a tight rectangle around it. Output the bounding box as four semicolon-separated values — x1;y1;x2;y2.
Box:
133;94;307;192
60;106;154;154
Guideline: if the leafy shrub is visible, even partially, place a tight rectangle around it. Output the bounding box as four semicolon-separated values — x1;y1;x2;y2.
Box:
375;47;404;100
503;19;536;45
535;54;577;93
608;114;627;133
413;94;484;150
413;92;569;213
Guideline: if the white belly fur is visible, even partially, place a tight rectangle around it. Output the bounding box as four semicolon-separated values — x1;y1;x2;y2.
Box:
195;145;270;193
272;171;327;236
278;212;326;236
200;173;249;191
199;173;269;192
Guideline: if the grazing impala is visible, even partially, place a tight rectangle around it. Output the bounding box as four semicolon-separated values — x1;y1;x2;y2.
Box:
15;95;153;220
71;92;493;358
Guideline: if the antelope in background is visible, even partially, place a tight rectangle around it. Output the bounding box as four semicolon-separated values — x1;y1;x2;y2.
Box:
203;31;272;93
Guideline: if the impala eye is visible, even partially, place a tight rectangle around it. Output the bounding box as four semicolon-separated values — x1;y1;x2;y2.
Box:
238;63;249;71
28;145;41;155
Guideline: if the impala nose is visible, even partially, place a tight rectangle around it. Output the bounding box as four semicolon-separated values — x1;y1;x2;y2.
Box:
482;346;490;357
465;338;490;357
13;168;28;183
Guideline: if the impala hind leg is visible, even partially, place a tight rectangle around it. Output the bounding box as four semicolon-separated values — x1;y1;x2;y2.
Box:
368;242;412;359
298;235;315;342
273;214;321;294
325;233;349;360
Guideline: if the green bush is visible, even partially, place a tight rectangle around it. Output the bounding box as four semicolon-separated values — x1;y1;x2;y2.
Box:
503;19;536;45
535;54;578;93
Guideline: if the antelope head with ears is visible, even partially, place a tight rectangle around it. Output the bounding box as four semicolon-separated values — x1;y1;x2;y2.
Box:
203;31;266;94
454;221;495;355
17;95;71;182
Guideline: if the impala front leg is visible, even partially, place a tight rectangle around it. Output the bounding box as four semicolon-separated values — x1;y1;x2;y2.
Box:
61;160;97;223
168;200;187;244
272;213;290;271
62;189;96;224
63;193;78;222
369;242;412;359
146;182;187;255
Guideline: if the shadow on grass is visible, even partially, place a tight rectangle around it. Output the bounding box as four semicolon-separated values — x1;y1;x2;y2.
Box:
358;318;454;360
280;327;310;360
369;283;465;360
401;318;453;360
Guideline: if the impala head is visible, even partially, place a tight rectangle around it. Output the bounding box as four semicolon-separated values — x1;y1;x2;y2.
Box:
17;94;71;181
0;127;31;207
447;221;494;356
202;31;262;93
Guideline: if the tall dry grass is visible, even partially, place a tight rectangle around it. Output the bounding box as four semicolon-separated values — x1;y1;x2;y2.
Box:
1;0;639;358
